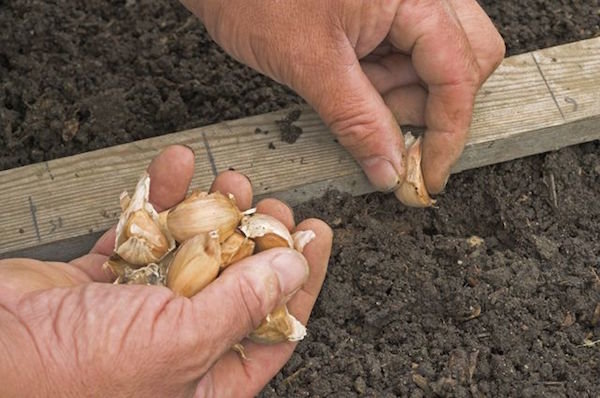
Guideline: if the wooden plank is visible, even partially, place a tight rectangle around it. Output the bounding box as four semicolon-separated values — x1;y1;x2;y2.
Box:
532;38;600;121
1;37;599;260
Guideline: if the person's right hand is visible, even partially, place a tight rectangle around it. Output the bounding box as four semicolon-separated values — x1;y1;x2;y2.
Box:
182;0;505;196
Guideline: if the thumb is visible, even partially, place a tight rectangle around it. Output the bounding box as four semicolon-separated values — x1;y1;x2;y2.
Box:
296;55;407;191
183;248;309;367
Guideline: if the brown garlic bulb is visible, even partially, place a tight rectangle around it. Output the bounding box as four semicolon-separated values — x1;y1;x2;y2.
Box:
166;232;222;297
394;133;436;208
248;304;306;344
167;191;243;243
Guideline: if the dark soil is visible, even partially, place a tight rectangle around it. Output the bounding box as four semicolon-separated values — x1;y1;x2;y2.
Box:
1;0;599;170
1;0;600;396
277;108;304;144
266;142;600;397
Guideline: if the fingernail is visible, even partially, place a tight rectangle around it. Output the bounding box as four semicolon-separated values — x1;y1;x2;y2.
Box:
359;156;403;192
179;144;196;156
240;172;252;185
270;250;309;296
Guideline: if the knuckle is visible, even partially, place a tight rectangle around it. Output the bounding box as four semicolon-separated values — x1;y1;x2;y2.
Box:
480;32;507;78
328;108;383;151
491;33;507;64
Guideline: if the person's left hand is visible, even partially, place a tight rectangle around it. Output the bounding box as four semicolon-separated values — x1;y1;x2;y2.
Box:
0;145;332;397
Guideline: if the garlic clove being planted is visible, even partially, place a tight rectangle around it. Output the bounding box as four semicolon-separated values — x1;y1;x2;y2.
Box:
249;304;307;344
115;174;174;266
394;133;436;208
166;231;222;297
167;191;243;243
220;231;255;269
239;213;293;252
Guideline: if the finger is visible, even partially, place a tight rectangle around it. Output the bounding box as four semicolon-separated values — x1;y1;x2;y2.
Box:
286;218;332;318
361;53;420;94
69;253;114;283
447;0;506;81
383;85;428;127
153;248;308;381
255;198;295;231
72;145;195;280
209;170;253;211
294;49;407;192
195;219;333;397
391;0;481;193
0;259;88;293
146;145;196;212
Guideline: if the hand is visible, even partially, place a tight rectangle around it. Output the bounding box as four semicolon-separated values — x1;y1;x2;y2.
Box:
0;145;332;397
182;0;505;194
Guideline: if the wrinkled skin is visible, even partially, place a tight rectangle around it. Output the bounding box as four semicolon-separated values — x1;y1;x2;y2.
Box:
0;145;333;397
182;0;505;194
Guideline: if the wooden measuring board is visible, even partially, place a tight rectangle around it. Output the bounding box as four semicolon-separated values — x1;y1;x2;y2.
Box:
1;37;599;260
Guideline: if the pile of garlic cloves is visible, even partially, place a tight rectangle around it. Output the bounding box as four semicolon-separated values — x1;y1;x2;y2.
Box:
104;173;315;345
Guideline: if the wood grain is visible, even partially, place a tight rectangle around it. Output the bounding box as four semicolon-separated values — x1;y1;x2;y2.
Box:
532;38;600;121
1;37;599;260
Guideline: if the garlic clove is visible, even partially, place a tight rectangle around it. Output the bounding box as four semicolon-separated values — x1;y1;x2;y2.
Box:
394;133;436;208
166;231;222;297
167;191;242;243
239;213;293;252
291;230;316;253
249;304;307;344
115;174;174;266
116;210;170;265
220;231;255;269
103;254;131;279
157;209;175;246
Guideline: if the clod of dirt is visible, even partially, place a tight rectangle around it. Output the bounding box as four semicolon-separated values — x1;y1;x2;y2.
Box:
276;109;303;144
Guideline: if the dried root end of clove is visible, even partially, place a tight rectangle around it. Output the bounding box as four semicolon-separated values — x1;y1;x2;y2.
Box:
249;305;307;344
394;133;436;208
117;263;165;286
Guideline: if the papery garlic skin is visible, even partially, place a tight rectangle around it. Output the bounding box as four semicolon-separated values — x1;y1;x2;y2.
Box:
166;231;222;297
291;230;316;253
394;133;436;208
115;174;174;266
249;305;307;344
167;191;242;243
239;213;293;251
